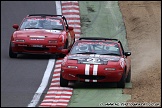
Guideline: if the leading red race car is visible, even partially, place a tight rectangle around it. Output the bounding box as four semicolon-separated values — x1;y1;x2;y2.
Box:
9;14;75;58
60;37;131;88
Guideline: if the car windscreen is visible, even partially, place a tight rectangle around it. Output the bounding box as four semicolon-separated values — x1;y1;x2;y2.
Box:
20;18;64;30
70;41;121;56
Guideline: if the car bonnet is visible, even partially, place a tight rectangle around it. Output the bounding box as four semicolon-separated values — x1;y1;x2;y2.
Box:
67;54;120;65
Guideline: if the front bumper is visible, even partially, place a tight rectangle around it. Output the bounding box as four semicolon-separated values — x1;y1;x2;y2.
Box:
10;42;65;54
61;67;124;83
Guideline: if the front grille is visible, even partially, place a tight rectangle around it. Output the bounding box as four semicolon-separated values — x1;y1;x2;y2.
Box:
76;75;105;80
24;47;49;51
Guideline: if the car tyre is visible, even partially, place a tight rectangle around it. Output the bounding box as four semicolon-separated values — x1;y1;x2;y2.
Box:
59;54;66;58
73;35;75;44
126;67;131;83
60;73;69;87
64;40;68;49
117;71;126;88
9;42;17;58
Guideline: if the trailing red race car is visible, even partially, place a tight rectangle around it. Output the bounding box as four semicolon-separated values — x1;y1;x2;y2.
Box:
9;14;75;58
60;37;131;88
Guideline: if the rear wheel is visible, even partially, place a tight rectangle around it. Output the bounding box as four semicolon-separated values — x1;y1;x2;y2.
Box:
60;73;69;87
9;42;17;58
126;67;131;83
117;71;126;88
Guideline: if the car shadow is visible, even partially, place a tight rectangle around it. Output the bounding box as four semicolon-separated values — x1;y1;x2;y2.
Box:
16;54;54;59
69;82;118;89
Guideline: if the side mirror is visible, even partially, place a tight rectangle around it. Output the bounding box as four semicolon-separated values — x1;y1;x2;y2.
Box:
124;51;131;56
68;26;73;31
61;49;69;55
13;24;19;30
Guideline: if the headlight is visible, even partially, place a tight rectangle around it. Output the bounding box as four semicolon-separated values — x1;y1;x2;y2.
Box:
48;40;57;44
105;68;116;71
58;35;64;43
67;66;78;69
15;39;25;42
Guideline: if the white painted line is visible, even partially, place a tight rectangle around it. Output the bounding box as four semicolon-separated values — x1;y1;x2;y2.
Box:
52;103;68;106
64;15;80;18
69;24;81;27
58;100;70;102
43;99;55;102
62;10;80;13
40;103;52;106
62;1;78;3
45;95;71;99
47;91;72;95
51;83;60;86
49;87;73;90
52;78;60;81
74;29;81;32
45;95;71;98
53;68;61;72
56;59;63;63
55;64;61;68
28;59;55;107
43;99;70;103
56;1;62;15
53;73;60;77
67;20;81;23
62;5;79;9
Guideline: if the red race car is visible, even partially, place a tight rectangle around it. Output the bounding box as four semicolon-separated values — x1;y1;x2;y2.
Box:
60;37;131;88
9;14;75;58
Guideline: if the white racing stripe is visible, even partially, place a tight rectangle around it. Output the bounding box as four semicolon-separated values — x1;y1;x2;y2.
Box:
28;59;55;107
84;61;99;82
85;64;90;82
93;65;98;82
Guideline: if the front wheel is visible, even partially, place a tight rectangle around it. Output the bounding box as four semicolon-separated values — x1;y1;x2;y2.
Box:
9;42;17;58
126;67;131;83
60;73;69;87
117;72;126;88
73;35;75;44
63;40;68;49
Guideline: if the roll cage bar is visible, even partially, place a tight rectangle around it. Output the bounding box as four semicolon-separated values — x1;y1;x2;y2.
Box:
27;14;69;29
78;37;125;54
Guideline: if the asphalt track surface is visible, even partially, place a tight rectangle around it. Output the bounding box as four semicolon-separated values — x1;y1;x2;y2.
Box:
1;1;57;107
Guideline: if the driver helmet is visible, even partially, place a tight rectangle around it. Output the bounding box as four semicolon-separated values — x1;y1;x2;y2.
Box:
78;45;89;51
29;20;38;27
105;46;110;51
43;20;51;28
